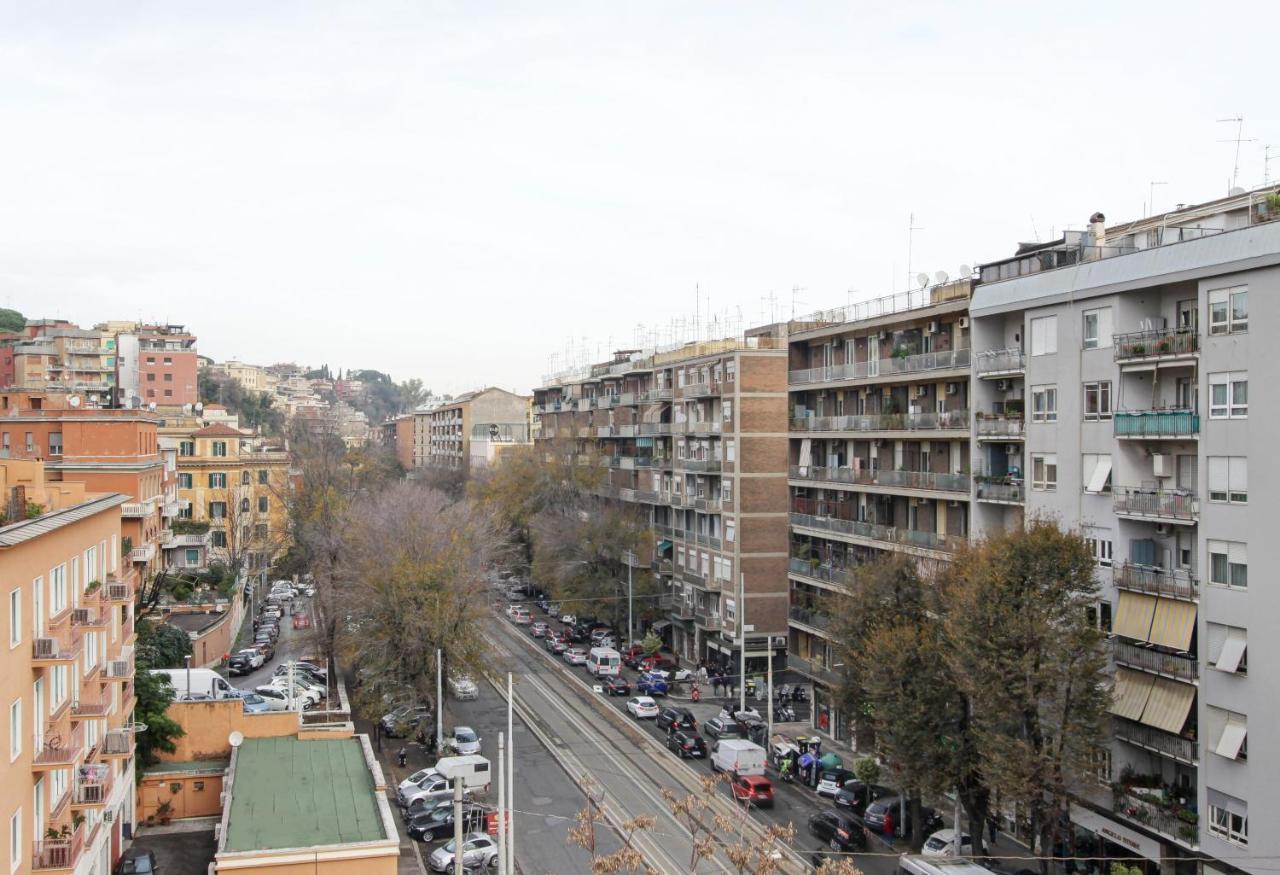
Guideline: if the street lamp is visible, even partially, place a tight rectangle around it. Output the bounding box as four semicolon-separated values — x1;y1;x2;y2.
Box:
621;550;634;646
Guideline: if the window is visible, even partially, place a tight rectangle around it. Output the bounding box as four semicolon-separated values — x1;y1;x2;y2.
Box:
241;471;251;485
1209;286;1248;335
1031;454;1057;491
8;699;20;761
211;530;227;548
185;549;199;565
10;809;20;872
1031;385;1057;423
164;356;172;364
240;498;250;513
179;441;194;457
1084;531;1113;566
258;469;269;484
208;473;227;489
211;441;227;457
258;496;268;513
1082;455;1113;495
145;373;155;382
47;432;62;455
1209;372;1248;419
1207;623;1247;674
7;590;18;649
255;524;269;540
177;473;192;489
1208;794;1248;846
1208;457;1247;503
163;372;172;382
1083;381;1112;420
209;501;227;519
722;400;733;422
1082;307;1113;350
163;389;172;397
1030;315;1058;356
48;565;66;616
1209;540;1247;589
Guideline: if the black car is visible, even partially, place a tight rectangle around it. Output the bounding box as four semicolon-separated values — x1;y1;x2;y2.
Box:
603;676;631;696
115;847;157;874
227;653;256;676
808;809;867;852
407;803;488;842
863;798;943;836
833;780;894;817
402;795;453;822
666;729;707;758
702;717;741;740
656;707;697;733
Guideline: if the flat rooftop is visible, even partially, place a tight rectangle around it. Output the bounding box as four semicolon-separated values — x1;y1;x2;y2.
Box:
222;736;385;852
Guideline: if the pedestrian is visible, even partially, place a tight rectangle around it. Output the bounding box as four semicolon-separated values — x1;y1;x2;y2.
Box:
883;810;895;841
987;815;998;847
397;747;407;769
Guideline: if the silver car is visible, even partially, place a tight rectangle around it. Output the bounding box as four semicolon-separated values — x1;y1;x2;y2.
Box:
428;833;498;872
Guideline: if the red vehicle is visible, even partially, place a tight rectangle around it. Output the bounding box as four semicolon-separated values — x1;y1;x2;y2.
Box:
728;773;774;809
638;654;678;673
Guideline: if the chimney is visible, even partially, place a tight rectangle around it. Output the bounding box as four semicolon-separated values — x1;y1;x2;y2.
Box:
1088;211;1107;247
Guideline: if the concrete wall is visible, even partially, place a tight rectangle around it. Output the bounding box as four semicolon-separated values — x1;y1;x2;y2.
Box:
139;770;224;821
159;700;301;761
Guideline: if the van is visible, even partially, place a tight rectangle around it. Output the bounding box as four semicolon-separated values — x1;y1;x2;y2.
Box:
586;647;621;677
896;855;1000;875
151;668;240;700
709;738;766;776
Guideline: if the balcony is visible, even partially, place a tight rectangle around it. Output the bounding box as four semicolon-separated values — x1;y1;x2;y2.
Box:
790;508;963;555
1114;328;1199;363
33;632;82;664
789;465;970;494
789;347;971;385
786;653;840;687
1114;410;1199;440
32;821;86;872
100;729;132;757
130;543;157;563
595;426;612;438
1113;563;1198;602
788;605;833;635
1113;718;1198;766
120;501;151;518
71;607;108;629
790;409;969;434
70;695;110;719
162;531;210;549
682;381;722;398
671;600;695;621
72;769;113;807
106;580;131;601
1113;487;1198;523
686;420;722;436
788;557;855;589
639;388;674;403
1112;640;1198;683
974;348;1025;378
105;653;134;681
638;422;671;436
975;478;1025;504
33;723;84;768
1111;785;1200;849
681;459;722;473
694;608;721;629
974;415;1025;440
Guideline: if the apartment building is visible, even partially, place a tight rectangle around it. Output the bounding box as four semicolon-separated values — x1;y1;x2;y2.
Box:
534;331;790;671
208;360;269;395
0;459;137;875
99;323;199;409
785;280;974;739
0;330;115;409
970;189;1280;873
424;388;530;472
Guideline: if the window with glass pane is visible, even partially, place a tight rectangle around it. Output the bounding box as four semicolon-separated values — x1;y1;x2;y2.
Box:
1231;377;1247;417
1032;385;1057;423
1210;372;1247;419
1083;312;1098;349
1209;286;1248;335
1231;289;1248;332
1032;454;1057;490
1083;382;1112;420
1209;540;1247;588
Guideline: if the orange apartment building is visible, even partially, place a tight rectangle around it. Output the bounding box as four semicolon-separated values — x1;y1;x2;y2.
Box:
0;459;138;875
533;330;791;672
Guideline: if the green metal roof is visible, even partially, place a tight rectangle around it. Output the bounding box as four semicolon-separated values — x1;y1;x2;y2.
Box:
222;737;385;852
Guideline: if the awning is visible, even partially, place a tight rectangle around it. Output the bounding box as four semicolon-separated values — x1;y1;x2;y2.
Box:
1109;668;1154;721
1113;592;1157;642
650;620;672;633
1214;715;1247;760
1086;456;1113;494
799;438;812;469
657;539;673;552
1216;628;1247;674
1139;677;1195;734
1148;598;1196;651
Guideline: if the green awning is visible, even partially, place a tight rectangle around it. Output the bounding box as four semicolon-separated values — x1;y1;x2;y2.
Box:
657;539;673;551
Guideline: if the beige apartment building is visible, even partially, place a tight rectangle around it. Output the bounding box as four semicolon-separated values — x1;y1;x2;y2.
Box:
534;330;790;670
424;388;530;472
0;459;137;875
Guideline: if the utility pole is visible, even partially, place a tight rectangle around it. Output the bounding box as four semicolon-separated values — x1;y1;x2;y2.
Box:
506;672;515;874
452;778;465;875
737;572;747;715
625;551;634;646
436;648;443;752
497;732;506;875
907;212;924;291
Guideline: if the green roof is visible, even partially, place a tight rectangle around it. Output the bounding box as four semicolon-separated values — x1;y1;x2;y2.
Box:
222;737;385;852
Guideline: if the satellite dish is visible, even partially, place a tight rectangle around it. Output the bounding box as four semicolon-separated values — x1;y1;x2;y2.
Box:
916;272;930;288
195;402;204;412
68;395;81;408
934;271;950;284
229;730;245;748
959;264;972;277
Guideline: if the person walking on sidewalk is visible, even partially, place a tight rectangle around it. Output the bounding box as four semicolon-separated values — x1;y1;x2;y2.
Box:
883;810;895;842
397;747;407;769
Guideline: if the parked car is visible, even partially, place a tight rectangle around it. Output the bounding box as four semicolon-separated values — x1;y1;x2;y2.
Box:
816;767;857;798
635;672;669;696
382;704;432;737
656;707;697;733
427;833;499;873
666;729;707;759
511;607;532;625
864;798;943;836
563;647;588;665
407;803;488;842
833;780;894;816
445;726;482;755
252;641;275;661
530;621;549;638
273;665;326;686
263;678;322;706
638;654;678;673
241;693;272;714
399;775;457;809
728;773;774;808
602;676;631;696
114;846;157;874
922;829;974;858
626;696;659;719
808;809;867;852
398;767;442;795
702;717;741;740
228;649;264;675
253;686;307;711
448;675;479;700
547;638;570;655
402;794;454;822
547;602;561;616
560;613;577;626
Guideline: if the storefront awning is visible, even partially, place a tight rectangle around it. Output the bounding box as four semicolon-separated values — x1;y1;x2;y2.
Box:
1214;715;1247;760
1113;592;1156;642
1139;677;1195;734
657;539;673;552
1109;668;1154;721
1148;598;1196;651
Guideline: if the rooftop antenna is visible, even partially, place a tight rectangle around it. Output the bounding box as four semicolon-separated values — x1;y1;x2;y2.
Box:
1147;181;1167;217
906;212;924;292
1217;116;1255;192
1265;145;1278;187
790;286;806;320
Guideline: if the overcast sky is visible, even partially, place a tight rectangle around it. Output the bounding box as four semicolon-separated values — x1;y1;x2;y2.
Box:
0;2;1275;394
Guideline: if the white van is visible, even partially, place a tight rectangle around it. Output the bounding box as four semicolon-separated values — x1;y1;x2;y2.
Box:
897;856;1000;875
151;668;240;700
709;738;766;776
586;647;621;677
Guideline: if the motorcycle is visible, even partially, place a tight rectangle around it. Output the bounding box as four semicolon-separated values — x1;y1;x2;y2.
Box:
776;704;796;723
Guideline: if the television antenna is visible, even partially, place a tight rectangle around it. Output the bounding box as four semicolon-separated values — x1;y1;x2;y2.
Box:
1217;116;1256;191
1265;145;1278;187
906;212;924;292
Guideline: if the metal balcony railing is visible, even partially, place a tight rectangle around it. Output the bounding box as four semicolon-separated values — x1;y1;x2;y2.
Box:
790;409;969;433
1112;640;1198;682
100;729;132;757
1113;487;1198;522
788;606;833;632
789;510;963;553
975;415;1025;438
789;465;970;494
1112;563;1198;601
33;723;84;767
975;479;1025;503
974;348;1025;375
786;653;840;686
1114;410;1199;439
788;557;856;588
1113;718;1198;765
73;770;113;806
681;459;722;473
790;347;971;384
32;822;85;871
1114;328;1199;361
70;607;107;628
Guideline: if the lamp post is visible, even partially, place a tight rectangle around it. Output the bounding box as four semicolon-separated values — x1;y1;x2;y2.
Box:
622;550;634;646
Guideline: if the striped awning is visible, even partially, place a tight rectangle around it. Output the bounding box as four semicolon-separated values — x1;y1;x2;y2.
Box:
1149;598;1196;651
1110;668;1155;721
1113;592;1157;642
1139;677;1196;734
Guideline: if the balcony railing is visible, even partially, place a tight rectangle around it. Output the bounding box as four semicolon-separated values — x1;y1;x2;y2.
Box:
101;729;132;757
130;544;156;563
1112;640;1198;683
1113;563;1198;601
1114;328;1199;362
975;415;1025;439
70;607;107;628
73;769;113;806
1113;487;1198;522
33;632;82;663
638;422;671;435
671;600;695;620
789;510;963;554
975;479;1025;503
70;697;110;718
33;723;84;767
790;409;969;433
975;348;1026;375
681;459;722;473
786;653;840;686
789;465;970;494
788;605;833;632
789;347;971;385
639;388;674;402
682;381;722;397
1113;718;1198;765
1112;786;1199;848
105;654;134;681
32;822;85;871
691;532;723;550
1114;410;1199;439
788;557;856;588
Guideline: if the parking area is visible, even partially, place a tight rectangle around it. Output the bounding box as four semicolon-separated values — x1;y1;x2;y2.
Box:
127;825;218;875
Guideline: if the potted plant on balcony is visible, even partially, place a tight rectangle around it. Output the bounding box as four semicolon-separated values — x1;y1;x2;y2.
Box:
84;579;100;595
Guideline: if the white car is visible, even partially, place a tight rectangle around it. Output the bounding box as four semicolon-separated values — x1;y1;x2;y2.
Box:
718;705;761;723
253;687;309;711
560;613;577;626
428;833;498;872
627;696;659;719
446;726;482;755
922;829;973;858
400;775;457;808
650;667;695;683
563;648;588;665
397;767;441;795
448;675;479;700
263;678;322;705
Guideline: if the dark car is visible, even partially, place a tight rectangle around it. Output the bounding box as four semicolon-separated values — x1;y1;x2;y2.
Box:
666;729;707;758
252;641;275;661
227;653;256;676
115;847;157;874
834;780;894;817
702;717;741;740
603;676;631;696
656;707;697;733
863;798;942;836
808;809;867;852
407;803;488;842
402;795;453;822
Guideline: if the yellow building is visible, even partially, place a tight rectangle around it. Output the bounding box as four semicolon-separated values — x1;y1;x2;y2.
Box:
168;424;291;572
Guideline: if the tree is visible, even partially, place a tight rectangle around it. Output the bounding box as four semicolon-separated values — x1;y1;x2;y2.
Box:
398;377;428;411
133;619;190;776
942;521;1110;872
136;618;192;668
0;307;23;333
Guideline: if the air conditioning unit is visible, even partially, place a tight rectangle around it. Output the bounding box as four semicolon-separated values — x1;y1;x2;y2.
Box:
958;316;970;329
928;320;941;334
946;383;958;395
1151;454;1172;478
995;379;1010;391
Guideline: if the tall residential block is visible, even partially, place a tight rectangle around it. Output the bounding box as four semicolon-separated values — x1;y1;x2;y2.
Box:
424;388;530;472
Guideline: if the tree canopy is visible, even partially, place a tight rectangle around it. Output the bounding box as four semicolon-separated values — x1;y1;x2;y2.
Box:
0;308;24;333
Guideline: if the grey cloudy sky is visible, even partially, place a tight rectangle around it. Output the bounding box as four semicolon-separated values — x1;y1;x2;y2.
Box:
1;2;1275;394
